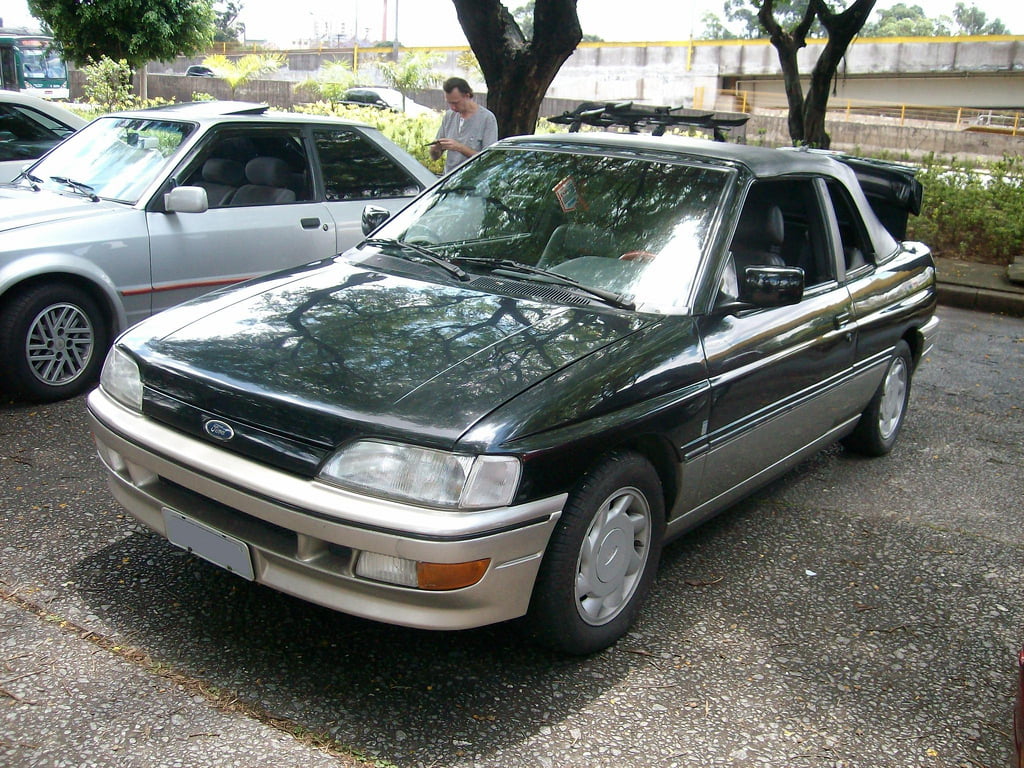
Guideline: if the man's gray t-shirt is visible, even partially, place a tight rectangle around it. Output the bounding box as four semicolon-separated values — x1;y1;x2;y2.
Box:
436;106;498;173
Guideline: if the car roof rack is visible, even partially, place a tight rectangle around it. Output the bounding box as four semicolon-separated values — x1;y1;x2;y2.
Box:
548;101;750;142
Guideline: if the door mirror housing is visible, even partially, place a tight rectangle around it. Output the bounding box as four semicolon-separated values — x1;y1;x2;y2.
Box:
742;265;804;307
361;204;391;235
165;186;209;214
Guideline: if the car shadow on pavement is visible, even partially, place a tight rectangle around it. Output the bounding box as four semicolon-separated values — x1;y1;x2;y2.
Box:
68;528;645;766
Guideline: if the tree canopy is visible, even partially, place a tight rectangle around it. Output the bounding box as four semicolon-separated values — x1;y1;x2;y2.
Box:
861;2;1008;36
700;0;1008;39
27;0;214;69
213;1;246;43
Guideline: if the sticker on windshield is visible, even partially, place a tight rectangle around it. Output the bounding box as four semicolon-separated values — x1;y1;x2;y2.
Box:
553;176;580;212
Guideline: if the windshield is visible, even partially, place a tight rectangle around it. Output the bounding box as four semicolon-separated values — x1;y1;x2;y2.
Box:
370;146;730;313
25;116;194;203
22;48;66;81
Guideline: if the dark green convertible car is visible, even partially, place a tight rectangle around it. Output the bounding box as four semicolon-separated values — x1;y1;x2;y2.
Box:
87;131;939;654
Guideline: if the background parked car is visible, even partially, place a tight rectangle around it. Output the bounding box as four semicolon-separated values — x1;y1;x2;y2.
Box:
0;100;435;402
0;90;85;182
340;87;434;116
185;65;216;77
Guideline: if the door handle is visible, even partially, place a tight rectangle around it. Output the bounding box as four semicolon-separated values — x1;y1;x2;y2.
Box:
300;217;321;230
833;311;851;330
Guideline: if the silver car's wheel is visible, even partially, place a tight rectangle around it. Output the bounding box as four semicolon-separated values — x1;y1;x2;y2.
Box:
0;283;107;402
527;451;664;655
843;339;914;457
575;486;653;626
26;301;96;387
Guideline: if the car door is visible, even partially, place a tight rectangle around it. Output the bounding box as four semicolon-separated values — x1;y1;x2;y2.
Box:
145;125;336;314
695;177;857;508
311;126;430;248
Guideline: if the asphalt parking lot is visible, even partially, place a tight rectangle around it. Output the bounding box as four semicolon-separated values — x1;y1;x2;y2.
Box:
2;305;1023;768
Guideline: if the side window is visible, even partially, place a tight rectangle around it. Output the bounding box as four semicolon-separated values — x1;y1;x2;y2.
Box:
826;180;875;274
729;178;834;291
182;129;311;208
314;128;422;201
0;103;67;161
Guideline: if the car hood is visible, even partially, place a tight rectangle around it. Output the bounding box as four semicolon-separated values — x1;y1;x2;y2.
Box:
0;186;123;232
126;258;648;452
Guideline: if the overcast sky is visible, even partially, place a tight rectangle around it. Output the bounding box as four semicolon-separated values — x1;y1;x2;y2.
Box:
2;0;1022;47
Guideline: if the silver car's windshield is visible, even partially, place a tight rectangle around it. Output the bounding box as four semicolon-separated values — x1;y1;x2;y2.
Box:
25;116;194;203
370;146;731;313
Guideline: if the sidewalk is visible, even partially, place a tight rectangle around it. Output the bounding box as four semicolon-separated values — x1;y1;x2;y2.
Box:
933;255;1024;317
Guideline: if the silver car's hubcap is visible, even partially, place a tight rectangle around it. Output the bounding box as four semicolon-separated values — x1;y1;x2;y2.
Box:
26;302;95;385
575;487;652;626
878;355;908;440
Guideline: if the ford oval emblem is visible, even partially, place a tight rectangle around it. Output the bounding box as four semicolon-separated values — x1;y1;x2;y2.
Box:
203;419;235;441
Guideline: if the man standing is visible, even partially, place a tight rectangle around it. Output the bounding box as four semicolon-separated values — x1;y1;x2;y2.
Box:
430;77;498;174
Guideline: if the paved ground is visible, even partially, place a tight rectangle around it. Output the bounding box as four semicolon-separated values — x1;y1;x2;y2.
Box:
2;306;1023;768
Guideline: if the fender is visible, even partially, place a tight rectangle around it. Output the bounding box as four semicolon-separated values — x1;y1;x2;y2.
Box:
0;251;130;334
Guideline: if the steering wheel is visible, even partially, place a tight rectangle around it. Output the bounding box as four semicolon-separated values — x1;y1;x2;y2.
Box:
404;225;442;245
619;250;657;263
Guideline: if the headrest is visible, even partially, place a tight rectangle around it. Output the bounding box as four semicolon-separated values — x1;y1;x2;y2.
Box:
733;204;785;248
202;158;245;186
244;156;292;187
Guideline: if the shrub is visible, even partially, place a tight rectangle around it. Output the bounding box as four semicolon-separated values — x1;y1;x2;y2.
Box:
909;153;1024;266
80;57;135;111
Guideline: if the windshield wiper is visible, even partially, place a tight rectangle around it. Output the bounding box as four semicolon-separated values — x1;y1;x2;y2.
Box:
50;176;100;202
453;257;635;310
364;238;469;282
15;170;43;191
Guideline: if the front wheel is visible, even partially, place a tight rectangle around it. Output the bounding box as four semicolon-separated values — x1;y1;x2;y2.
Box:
843;339;913;456
0;283;108;402
526;451;665;655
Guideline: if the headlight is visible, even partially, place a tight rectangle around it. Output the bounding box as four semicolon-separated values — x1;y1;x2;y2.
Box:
318;440;521;509
100;346;142;411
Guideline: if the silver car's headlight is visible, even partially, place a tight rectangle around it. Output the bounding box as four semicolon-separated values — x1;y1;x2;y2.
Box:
100;346;142;411
318;440;521;509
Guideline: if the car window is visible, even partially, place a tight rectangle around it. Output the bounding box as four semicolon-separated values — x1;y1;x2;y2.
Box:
27;116;194;203
313;127;423;201
731;178;834;290
182;128;312;208
826;179;875;273
0;103;73;162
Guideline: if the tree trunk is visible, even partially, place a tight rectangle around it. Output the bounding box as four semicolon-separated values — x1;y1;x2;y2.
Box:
759;0;816;144
451;0;582;138
760;0;876;148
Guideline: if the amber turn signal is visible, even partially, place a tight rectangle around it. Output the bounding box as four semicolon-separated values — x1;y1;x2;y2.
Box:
417;559;490;590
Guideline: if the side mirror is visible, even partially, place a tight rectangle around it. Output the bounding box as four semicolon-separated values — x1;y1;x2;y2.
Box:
361;204;391;235
164;186;209;214
742;265;804;307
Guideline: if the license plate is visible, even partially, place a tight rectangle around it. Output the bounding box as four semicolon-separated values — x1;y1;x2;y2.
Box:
162;508;255;581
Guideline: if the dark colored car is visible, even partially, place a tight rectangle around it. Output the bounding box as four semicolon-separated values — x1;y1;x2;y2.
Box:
185;65;215;77
87;131;939;654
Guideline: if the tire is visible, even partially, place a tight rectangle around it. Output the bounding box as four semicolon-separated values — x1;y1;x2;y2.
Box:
526;451;665;655
0;283;108;402
842;339;913;457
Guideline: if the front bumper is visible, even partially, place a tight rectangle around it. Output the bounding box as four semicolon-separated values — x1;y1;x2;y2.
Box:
86;389;565;630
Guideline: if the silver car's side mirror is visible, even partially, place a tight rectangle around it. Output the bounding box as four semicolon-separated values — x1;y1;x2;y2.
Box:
165;186;209;214
361;204;391;235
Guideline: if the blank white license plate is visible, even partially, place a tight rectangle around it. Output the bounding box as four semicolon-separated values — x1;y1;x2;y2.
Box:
162;508;255;581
